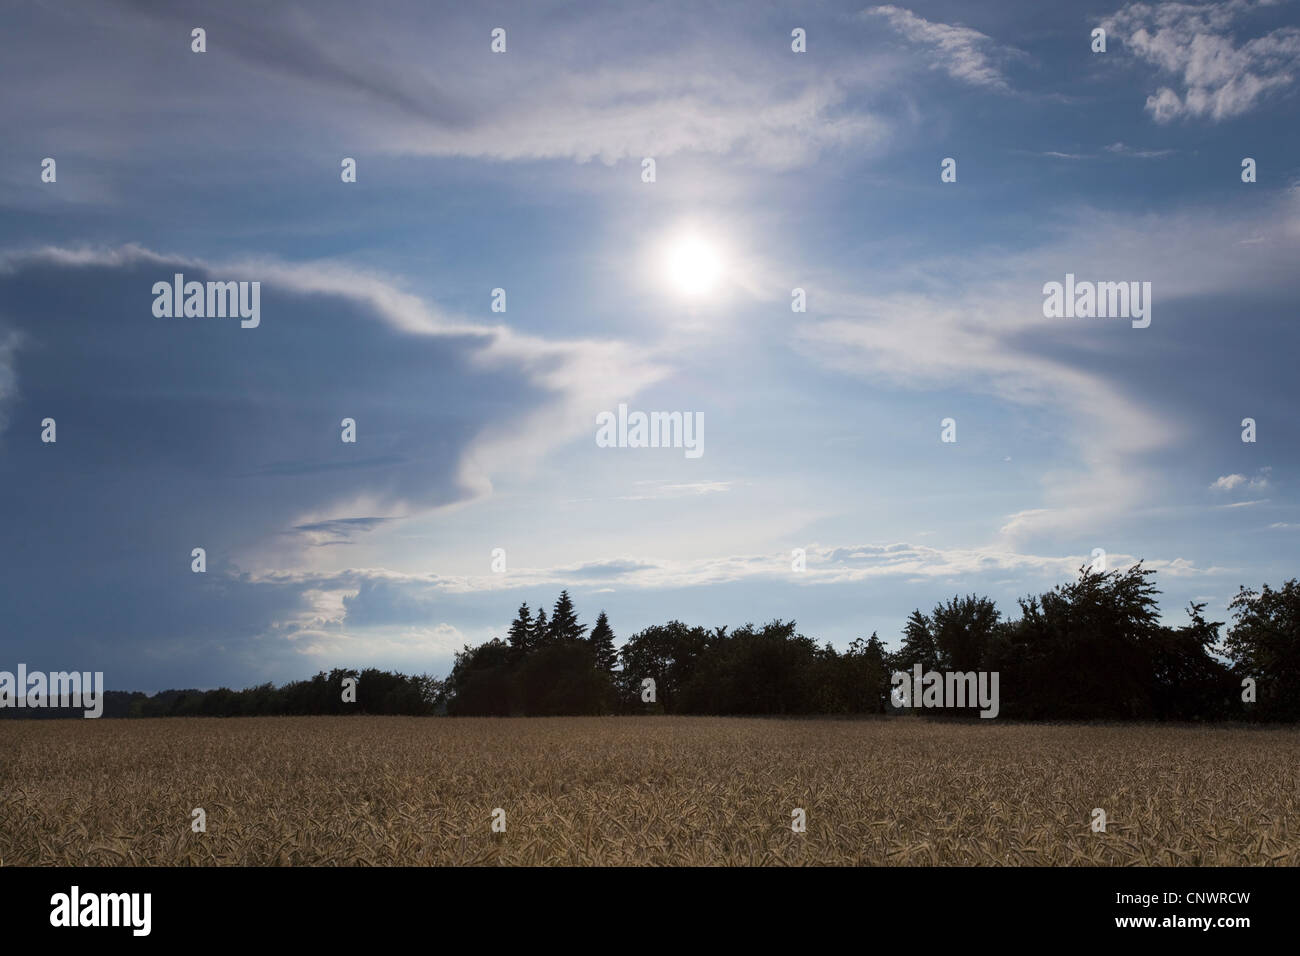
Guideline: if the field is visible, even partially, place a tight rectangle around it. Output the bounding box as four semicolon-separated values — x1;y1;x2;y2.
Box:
3;716;1298;866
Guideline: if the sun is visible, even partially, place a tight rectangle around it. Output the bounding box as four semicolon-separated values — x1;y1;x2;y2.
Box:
663;233;725;297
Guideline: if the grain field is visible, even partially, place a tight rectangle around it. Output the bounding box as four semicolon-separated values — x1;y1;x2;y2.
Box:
2;716;1297;866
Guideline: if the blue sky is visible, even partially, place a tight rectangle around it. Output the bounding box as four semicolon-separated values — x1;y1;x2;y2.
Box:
2;0;1298;690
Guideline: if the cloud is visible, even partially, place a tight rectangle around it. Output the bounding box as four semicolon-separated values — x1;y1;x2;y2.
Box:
0;244;665;687
1103;0;1300;122
4;0;895;173
269;541;1216;609
293;622;470;665
1210;471;1270;492
291;517;396;547
612;480;733;501
1038;143;1175;160
866;5;1017;90
1104;141;1176;158
791;196;1300;545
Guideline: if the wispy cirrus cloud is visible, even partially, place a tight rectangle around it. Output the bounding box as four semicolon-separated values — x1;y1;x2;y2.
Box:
612;480;734;501
1037;142;1176;160
791;195;1300;545
1104;141;1177;158
6;0;897;174
865;5;1019;91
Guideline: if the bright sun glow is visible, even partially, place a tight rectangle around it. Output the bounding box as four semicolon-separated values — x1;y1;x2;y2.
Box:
663;234;724;297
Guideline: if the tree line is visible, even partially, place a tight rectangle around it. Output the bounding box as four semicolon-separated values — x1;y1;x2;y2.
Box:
6;566;1297;721
440;567;1300;721
0;668;445;719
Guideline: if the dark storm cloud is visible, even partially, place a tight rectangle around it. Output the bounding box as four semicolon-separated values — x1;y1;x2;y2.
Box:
0;247;545;688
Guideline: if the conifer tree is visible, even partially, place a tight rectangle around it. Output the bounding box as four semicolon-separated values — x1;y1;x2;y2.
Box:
589;610;617;673
530;608;549;648
508;603;533;658
549;590;586;644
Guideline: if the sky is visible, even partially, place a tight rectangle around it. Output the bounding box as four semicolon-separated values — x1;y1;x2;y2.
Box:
2;0;1298;691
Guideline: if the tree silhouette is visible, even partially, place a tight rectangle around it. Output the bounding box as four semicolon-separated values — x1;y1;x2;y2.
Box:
23;564;1290;722
589;610;617;673
530;607;549;649
508;603;534;660
617;620;710;712
548;590;586;644
1226;579;1300;721
889;609;939;674
932;594;1000;673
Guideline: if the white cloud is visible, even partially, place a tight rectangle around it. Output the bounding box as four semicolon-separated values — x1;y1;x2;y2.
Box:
1103;0;1300;122
867;5;1017;90
1211;473;1249;490
1210;471;1271;492
11;0;897;173
246;542;1222;605
791;197;1300;544
295;623;468;661
1104;141;1176;158
613;480;733;501
393;68;890;169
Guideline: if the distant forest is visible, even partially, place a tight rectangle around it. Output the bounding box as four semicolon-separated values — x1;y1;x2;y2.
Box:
8;564;1299;721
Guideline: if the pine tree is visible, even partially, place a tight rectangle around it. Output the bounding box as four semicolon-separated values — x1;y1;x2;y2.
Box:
549;590;586;644
589;610;617;673
508;603;533;658
530;608;549;648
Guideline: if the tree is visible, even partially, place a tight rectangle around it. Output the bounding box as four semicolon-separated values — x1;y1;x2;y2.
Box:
843;633;892;713
618;621;711;712
444;639;514;716
589;610;617;673
679;620;820;715
889;609;939;675
1225;579;1300;721
530;608;549;649
931;594;1000;672
1147;603;1236;721
516;641;612;715
548;590;586;644
989;563;1162;719
508;603;534;660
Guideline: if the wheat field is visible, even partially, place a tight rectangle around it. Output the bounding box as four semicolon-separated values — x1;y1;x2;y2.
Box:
2;716;1297;866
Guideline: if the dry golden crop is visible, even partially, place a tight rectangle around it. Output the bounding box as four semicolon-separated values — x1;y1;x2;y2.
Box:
2;716;1297;866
